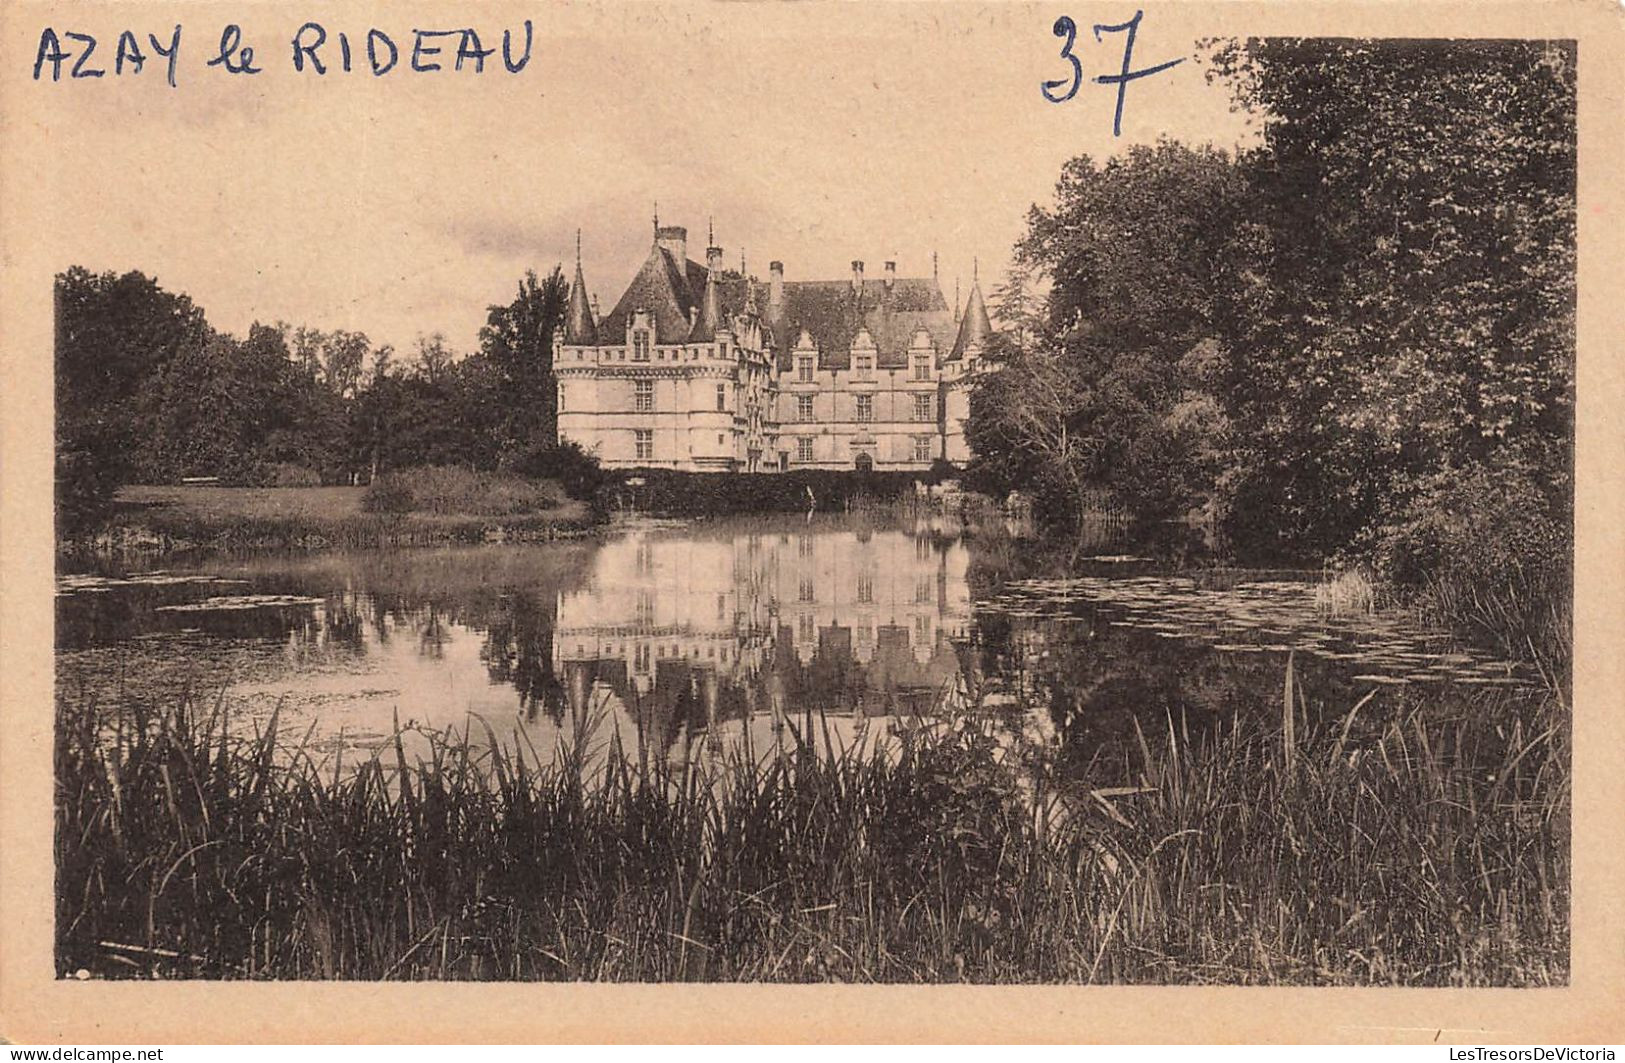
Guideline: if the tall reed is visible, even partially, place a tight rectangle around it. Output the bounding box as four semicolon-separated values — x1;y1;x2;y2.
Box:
56;681;1568;985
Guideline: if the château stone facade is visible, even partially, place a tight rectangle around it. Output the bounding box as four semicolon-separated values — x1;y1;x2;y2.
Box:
555;221;994;472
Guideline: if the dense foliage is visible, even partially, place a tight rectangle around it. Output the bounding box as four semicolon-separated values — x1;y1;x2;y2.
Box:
968;39;1574;646
55;266;586;533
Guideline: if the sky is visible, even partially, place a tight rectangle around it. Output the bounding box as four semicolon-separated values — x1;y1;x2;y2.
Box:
19;1;1258;358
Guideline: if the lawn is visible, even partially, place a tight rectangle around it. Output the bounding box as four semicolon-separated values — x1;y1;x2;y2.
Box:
120;484;374;521
99;481;593;550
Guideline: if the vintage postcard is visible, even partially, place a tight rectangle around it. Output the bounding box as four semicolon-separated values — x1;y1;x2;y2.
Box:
2;0;1623;1045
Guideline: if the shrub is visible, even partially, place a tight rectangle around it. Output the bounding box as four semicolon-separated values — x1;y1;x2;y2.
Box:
1365;455;1570;669
512;441;606;501
56;446;123;536
364;466;560;516
361;474;415;514
597;469;930;517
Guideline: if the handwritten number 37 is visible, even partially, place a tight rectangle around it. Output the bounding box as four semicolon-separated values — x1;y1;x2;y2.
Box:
1042;11;1185;136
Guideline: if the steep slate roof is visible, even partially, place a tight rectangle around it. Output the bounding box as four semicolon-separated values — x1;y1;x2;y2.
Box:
595;244;705;344
589;235;967;365
564;258;597;344
948;282;993;361
766;278;956;370
690;268;725;343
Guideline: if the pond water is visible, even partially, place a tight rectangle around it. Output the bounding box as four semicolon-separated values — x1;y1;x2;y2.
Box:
57;513;1540;781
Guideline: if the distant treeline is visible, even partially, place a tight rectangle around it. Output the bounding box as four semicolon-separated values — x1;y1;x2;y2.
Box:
56;265;590;530
967;39;1574;658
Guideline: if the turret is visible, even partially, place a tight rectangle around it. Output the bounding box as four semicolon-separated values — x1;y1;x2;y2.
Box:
692;245;724;342
565;229;597;344
950;278;993;363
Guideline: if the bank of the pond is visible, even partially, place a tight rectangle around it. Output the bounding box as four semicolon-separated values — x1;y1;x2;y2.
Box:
69;483;598;554
57;680;1568;985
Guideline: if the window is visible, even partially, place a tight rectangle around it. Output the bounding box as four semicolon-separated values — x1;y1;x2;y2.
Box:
856;573;874;604
797;395;814;422
798;614;815;642
856;394;873;423
913;355;931;381
798;356;814;383
914;393;934;422
915;577;934;604
914;435;933;462
634;643;650;673
798;577;815;603
635;379;654;412
854;353;873;378
635;429;653;461
637;590;655;625
796;437;814;463
557;383;566;411
716;383;727;412
633;331;651;361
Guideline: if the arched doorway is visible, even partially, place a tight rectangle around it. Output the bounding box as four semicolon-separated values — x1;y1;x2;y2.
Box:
854;452;874;474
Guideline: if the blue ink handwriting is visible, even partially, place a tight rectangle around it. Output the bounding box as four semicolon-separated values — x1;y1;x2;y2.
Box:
31;20;531;86
1042;10;1185;136
33;26;181;87
206;24;261;75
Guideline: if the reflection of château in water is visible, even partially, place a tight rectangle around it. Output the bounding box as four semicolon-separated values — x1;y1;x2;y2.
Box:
554;521;972;750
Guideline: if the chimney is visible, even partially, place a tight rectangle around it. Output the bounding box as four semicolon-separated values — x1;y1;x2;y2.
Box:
769;261;784;309
655;225;688;265
884;260;896;291
851;259;865;293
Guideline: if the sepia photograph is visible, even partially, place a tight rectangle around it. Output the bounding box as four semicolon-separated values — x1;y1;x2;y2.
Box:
6;0;1623;1042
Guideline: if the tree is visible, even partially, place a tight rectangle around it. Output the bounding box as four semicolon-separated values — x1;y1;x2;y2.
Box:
988;260;1044;351
966;141;1245;531
55;268;207;528
413;332;456;386
320;329;372;400
1205;38;1576;560
478;267;569;456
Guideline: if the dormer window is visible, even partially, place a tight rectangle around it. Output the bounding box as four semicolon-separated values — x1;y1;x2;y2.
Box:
798;355;814;383
633;330;651;362
854;353;874;379
913;354;931;381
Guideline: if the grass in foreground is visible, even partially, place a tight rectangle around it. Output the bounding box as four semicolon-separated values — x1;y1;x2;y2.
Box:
56;677;1568;984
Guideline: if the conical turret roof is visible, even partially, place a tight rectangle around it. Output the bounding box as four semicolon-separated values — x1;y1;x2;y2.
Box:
948;281;992;361
564;233;597;344
690;265;724;342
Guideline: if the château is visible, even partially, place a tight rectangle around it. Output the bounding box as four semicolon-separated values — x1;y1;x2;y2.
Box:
555;219;995;472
